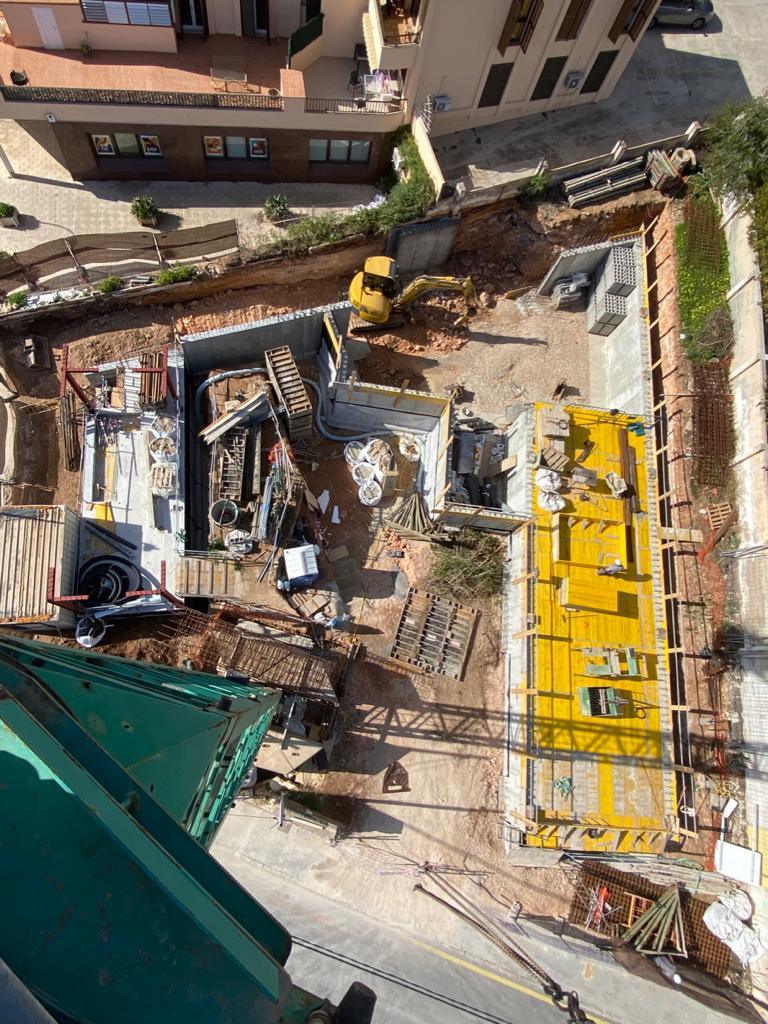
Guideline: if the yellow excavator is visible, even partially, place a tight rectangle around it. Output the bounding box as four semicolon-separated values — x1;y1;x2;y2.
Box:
348;256;477;331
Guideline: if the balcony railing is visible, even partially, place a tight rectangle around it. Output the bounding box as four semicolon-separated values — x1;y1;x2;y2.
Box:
0;85;284;110
305;96;403;114
382;28;421;45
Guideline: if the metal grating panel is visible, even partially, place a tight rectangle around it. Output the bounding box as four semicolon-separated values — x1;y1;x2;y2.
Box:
390;588;479;681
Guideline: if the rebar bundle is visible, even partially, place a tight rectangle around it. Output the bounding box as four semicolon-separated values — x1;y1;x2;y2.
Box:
384;492;432;536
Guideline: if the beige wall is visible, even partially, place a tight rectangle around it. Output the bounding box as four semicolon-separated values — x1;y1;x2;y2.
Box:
321;0;365;58
1;2;177;51
207;0;240;35
269;0;300;39
405;0;659;137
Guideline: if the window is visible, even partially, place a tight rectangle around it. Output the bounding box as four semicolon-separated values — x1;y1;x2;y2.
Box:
225;136;247;159
114;132;140;156
203;136;269;159
608;0;655;42
91;132;161;158
581;49;618;93
478;62;514;107
530;55;566;101
556;0;592;40
81;0;173;25
498;0;543;54
309;139;370;164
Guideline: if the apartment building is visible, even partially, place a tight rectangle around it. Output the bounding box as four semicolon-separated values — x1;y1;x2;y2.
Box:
0;0;659;182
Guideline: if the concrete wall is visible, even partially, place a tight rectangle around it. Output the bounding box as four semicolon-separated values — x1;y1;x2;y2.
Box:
1;2;177;51
407;0;659;138
181;301;351;375
721;202;768;883
321;0;365;59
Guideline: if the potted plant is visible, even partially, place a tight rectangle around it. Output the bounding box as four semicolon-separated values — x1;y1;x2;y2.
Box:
80;40;92;58
131;195;159;227
0;203;20;228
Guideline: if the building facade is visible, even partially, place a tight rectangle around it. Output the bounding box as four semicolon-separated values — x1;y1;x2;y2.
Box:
0;0;659;182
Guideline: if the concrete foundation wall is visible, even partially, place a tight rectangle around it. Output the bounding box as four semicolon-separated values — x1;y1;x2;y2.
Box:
722;202;768;882
182;302;351;375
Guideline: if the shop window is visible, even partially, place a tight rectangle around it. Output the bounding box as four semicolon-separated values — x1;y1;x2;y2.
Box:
309;139;370;164
203;136;269;159
90;132;161;158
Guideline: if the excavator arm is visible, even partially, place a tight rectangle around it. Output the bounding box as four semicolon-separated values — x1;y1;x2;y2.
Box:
393;275;478;317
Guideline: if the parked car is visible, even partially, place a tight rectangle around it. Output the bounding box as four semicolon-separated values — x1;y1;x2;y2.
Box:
651;0;714;29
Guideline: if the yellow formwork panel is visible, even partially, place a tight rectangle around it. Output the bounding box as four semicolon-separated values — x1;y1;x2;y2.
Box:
525;403;674;854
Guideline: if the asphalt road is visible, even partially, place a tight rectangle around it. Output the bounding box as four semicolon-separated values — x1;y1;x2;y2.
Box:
219;848;596;1024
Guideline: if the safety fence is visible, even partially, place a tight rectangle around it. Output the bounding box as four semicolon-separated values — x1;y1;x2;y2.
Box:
0;219;239;296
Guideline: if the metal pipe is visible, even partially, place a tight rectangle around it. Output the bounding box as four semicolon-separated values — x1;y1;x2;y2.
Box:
194;368;269;419
301;377;398;442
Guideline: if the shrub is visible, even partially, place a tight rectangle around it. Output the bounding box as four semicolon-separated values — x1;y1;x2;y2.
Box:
0;251;9;260
0;202;15;218
702;97;768;205
130;195;159;223
98;274;122;293
264;193;291;223
675;198;733;362
426;530;504;602
259;127;435;258
156;264;196;285
518;173;550;205
6;291;27;309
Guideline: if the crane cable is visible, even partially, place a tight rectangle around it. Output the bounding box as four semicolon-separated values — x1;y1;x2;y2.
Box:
414;874;593;1023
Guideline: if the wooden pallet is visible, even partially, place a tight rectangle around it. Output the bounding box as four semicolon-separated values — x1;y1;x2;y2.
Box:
390;588;479;681
706;501;733;532
265;346;313;440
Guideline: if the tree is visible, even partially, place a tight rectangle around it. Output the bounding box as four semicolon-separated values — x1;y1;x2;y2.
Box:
703;96;768;205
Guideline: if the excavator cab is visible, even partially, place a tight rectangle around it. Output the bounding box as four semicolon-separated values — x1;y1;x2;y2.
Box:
348;256;399;325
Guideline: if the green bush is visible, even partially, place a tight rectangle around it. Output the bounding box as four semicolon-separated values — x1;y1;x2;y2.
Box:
675;199;733;362
6;291;27;309
0;203;15;218
98;274;122;293
702;97;768;206
264;193;291;223
261;127;436;258
426;530;504;602
752;181;768;295
130;195;159;224
518;173;550;205
156;264;195;285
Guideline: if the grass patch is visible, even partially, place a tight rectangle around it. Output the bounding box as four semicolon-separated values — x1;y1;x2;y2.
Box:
6;291;26;309
426;530;504;603
156;264;196;285
675;198;733;361
261;127;435;258
98;274;122;293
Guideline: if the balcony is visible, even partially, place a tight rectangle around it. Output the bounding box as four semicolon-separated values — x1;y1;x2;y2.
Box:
0;35;286;110
363;0;421;74
301;56;404;116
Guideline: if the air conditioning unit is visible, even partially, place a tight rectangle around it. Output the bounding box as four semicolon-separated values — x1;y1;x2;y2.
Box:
432;94;452;113
564;71;583;90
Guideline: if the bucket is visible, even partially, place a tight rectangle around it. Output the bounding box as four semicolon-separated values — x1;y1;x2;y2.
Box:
75;616;107;648
210;499;239;528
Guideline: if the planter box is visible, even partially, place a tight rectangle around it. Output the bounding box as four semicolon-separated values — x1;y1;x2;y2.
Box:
139;217;157;228
0;208;20;228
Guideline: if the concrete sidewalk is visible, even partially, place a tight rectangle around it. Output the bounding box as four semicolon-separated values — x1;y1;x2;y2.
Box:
0;120;377;253
433;0;768;188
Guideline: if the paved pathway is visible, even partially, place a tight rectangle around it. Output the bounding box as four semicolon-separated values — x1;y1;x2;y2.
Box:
433;0;768;187
0;120;377;253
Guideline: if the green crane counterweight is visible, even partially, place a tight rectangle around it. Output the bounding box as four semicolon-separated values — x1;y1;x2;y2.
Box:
0;637;375;1024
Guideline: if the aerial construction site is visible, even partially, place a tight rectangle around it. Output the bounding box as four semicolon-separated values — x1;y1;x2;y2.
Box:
0;184;764;1024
